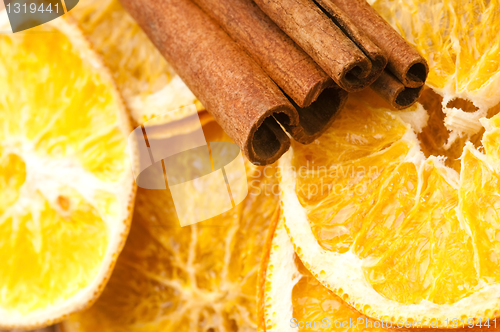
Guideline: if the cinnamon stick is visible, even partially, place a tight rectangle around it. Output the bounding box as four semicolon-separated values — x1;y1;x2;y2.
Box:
252;0;384;92
119;0;298;165
192;0;333;109
322;0;429;88
312;0;387;87
191;0;347;143
285;87;348;143
371;71;423;109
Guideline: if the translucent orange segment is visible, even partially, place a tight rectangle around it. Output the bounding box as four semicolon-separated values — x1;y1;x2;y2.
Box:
0;152;26;213
293;94;489;305
0;27;127;183
372;0;500;99
483;129;500;161
292;96;412;254
0;15;132;326
460;149;500;282
0;194;108;313
70;0;173;99
299;141;411;253
352;162;419;259
490;113;500;128
291;97;407;169
362;163;477;305
292;256;387;332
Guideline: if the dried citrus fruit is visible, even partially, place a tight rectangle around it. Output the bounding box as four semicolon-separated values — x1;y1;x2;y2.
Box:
260;213;386;332
0;16;135;329
277;0;500;326
261;213;500;332
61;123;279;332
69;0;209;126
279;86;500;327
372;0;500;145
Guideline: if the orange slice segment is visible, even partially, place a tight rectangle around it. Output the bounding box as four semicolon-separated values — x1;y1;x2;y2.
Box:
261;214;500;332
0;16;135;329
279;89;500;326
61;124;280;332
69;0;205;125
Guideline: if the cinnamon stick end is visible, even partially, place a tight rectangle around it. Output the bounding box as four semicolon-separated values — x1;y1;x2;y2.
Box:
339;57;373;92
287;86;348;144
246;111;293;165
371;71;423;110
393;86;424;110
403;59;429;88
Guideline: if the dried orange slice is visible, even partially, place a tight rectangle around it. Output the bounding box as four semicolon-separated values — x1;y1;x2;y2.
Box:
61;123;280;332
279;87;500;327
372;0;500;146
276;0;500;325
0;15;135;329
261;213;500;332
261;213;387;332
69;0;208;126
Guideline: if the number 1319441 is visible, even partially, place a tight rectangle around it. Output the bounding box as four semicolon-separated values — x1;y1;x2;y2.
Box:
6;2;59;14
445;318;497;328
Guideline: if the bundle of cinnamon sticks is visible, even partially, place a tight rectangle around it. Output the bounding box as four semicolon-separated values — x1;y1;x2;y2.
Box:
120;0;428;165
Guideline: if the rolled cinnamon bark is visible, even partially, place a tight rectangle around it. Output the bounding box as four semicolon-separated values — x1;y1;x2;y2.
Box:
119;0;298;165
192;0;333;109
371;71;423;110
252;0;378;92
286;87;348;143
324;0;429;88
191;0;348;143
313;0;386;85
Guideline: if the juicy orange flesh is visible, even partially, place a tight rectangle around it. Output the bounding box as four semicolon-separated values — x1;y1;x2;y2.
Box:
0;193;108;313
293;91;500;305
0;27;127;182
460;149;500;280
292;254;387;332
372;0;500;96
0;25;129;313
0;152;26;213
358;163;477;304
64;123;279;332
